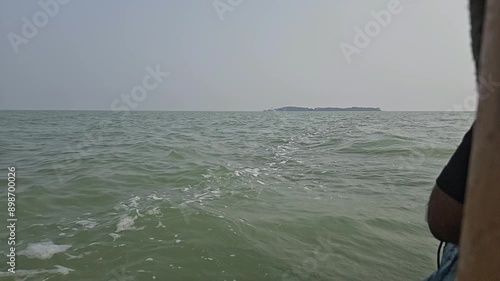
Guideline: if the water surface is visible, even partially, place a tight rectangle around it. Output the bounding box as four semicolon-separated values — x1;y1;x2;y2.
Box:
0;111;474;280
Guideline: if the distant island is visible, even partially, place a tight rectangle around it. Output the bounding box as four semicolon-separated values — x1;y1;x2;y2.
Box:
265;106;381;112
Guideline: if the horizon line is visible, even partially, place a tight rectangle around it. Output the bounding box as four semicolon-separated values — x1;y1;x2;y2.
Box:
0;109;476;112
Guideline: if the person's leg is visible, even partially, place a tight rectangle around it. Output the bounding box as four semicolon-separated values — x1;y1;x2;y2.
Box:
425;244;459;281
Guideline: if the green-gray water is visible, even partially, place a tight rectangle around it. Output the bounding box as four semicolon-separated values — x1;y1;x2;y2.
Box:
0;111;474;281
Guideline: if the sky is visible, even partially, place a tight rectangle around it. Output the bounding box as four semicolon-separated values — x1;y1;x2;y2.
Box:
0;0;476;111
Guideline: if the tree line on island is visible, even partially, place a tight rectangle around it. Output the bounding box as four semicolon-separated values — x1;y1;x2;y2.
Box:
265;106;381;112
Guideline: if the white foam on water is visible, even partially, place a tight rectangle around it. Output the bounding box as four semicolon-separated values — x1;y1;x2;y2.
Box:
175;240;181;243
109;233;121;241
244;168;261;177
136;209;144;217
75;219;98;229
0;265;73;279
65;253;85;260
146;207;162;216
156;221;166;229
146;258;154;262
19;242;71;260
148;194;164;200
129;196;141;208
115;196;142;211
116;215;137;232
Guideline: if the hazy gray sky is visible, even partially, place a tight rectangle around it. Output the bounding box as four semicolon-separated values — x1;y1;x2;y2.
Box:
0;0;476;111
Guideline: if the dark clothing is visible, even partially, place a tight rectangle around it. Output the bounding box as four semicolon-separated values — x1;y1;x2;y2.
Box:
428;127;473;280
436;126;473;204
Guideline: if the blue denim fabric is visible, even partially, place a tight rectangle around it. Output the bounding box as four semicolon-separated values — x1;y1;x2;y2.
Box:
425;244;459;281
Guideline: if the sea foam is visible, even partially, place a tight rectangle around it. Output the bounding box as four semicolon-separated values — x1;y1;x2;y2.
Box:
19;241;71;259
